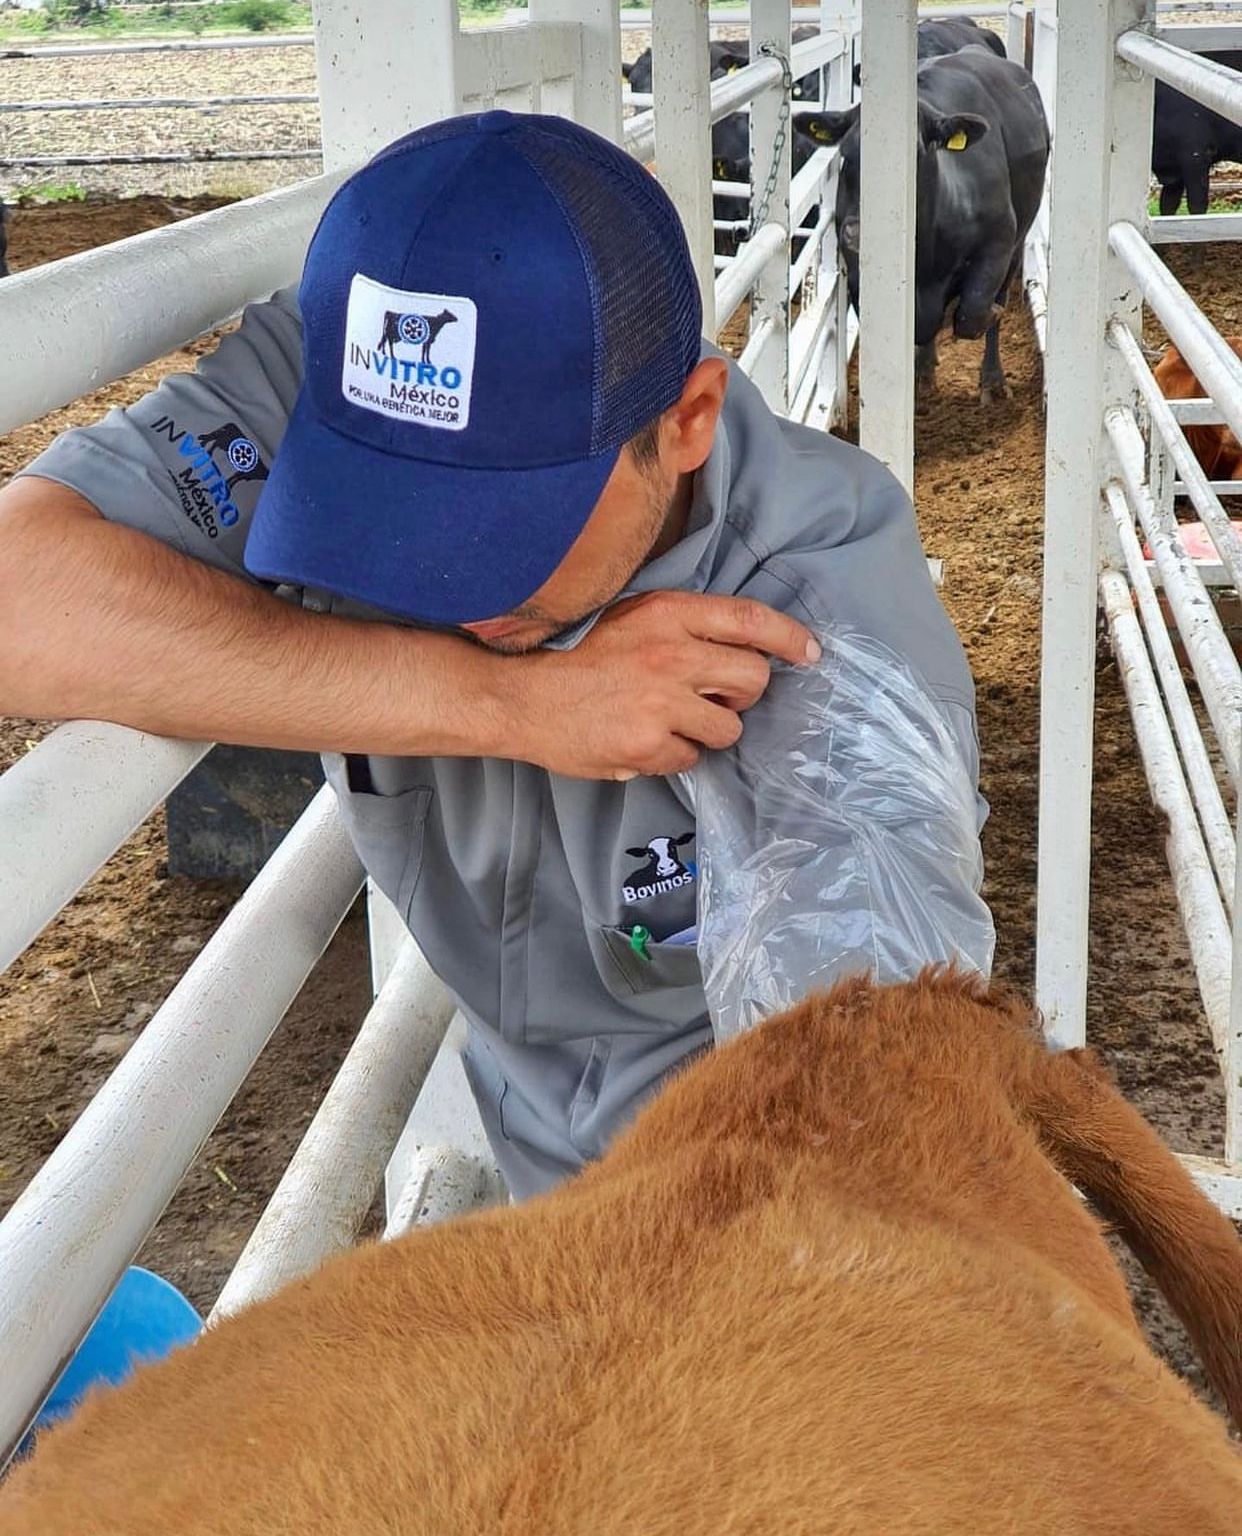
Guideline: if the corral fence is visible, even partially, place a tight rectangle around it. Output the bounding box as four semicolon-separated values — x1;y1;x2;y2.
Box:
1025;0;1242;1216
0;0;898;1472
2;0;1240;1481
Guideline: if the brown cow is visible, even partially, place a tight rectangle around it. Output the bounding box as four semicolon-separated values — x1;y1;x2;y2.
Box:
1153;338;1242;482
3;971;1241;1534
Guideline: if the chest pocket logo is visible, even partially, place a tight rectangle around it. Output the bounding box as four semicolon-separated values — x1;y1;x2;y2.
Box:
622;832;696;905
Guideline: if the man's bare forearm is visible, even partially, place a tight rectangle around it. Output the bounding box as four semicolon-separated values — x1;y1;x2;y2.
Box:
0;478;507;758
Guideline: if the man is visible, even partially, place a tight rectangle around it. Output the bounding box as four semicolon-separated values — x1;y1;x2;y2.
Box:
0;111;991;1197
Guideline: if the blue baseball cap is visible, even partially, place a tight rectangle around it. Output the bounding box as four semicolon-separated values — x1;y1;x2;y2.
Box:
244;111;703;626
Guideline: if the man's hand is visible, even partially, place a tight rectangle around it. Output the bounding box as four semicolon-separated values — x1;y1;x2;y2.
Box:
506;592;821;780
0;481;816;781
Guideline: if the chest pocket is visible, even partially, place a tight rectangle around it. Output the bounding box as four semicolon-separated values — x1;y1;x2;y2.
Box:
322;753;433;917
590;925;705;1026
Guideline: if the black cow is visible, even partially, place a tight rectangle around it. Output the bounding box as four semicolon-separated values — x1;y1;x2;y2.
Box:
1152;50;1242;215
626;32;822;101
917;17;1006;63
711;112;822;256
804;47;1050;404
376;307;457;363
852;17;1006;89
790;25;820;101
197;422;269;495
623;40;748;96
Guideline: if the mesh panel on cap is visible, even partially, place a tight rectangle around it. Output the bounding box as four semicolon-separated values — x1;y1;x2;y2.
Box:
513;119;703;455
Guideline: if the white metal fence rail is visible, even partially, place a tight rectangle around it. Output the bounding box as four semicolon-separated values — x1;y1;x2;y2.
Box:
0;786;364;1465
1031;0;1242;1218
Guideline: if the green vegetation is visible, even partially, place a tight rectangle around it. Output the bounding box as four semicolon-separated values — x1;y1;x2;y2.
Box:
224;0;291;30
0;2;314;43
1147;192;1241;216
17;180;87;203
0;0;763;44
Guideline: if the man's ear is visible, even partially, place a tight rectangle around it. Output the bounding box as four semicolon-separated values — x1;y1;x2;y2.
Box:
663;357;729;476
801;107;859;146
930;112;989;152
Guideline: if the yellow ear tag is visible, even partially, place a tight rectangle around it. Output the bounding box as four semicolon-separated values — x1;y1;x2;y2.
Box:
946;129;968;151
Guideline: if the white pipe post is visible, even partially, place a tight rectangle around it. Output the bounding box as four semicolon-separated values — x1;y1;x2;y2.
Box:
313;0;460;172
533;0;623;143
383;1146;508;1238
824;0;859;428
1034;0;1150;1049
1104;488;1236;905
748;0;793;412
1104;409;1242;789
367;882;409;995
1101;6;1153;411
1007;1;1028;62
211;941;456;1320
857;0;917;497
654;0;717;333
1030;0;1057;135
384;1014;503;1221
0;788;364;1469
0;724;209;974
1099;567;1234;1053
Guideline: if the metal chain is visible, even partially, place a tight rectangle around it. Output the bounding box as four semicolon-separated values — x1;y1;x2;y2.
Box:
749;42;793;238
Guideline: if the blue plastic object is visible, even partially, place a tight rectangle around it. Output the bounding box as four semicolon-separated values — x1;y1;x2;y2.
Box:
20;1266;201;1455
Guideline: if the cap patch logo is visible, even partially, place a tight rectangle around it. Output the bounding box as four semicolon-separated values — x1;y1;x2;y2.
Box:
341;273;478;432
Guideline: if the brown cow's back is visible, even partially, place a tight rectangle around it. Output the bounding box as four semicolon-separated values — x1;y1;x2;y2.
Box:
1153;339;1242;481
3;975;1240;1535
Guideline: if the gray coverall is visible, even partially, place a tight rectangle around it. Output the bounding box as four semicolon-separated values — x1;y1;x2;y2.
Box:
24;286;991;1197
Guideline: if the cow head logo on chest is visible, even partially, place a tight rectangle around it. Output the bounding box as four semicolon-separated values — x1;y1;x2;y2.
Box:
622;832;696;905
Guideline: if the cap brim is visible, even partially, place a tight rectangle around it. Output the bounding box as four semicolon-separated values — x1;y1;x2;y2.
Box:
244;394;620;626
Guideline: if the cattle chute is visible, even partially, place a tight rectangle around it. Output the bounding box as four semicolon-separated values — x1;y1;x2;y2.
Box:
1025;0;1242;1220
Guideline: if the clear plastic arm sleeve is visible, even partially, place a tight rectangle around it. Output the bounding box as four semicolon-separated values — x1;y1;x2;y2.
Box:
689;626;995;1041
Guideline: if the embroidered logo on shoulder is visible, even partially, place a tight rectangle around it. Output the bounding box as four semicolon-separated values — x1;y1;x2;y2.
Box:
341;273;478;432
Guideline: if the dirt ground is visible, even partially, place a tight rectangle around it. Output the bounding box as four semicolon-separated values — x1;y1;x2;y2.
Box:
0;43;321;200
0;194;1237;1414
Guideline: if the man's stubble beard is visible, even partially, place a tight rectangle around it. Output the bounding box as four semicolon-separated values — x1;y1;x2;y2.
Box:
470;473;677;656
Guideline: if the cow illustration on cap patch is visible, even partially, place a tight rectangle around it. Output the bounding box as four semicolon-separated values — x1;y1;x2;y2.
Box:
376;307;457;364
341;273;478;432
